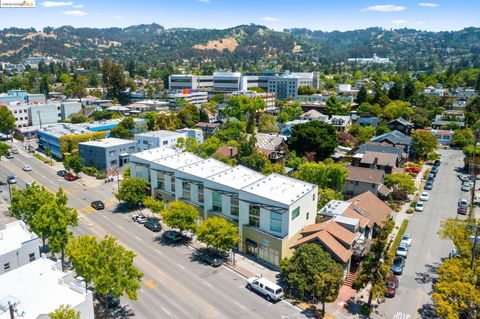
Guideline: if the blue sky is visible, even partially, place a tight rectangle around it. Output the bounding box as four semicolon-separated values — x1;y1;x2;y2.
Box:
0;0;478;31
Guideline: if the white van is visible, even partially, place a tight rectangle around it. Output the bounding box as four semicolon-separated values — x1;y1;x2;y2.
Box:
246;277;284;302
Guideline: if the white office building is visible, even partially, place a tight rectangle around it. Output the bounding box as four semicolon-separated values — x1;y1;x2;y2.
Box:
168;75;213;91
135;130;186;152
130;147;181;183
0;221;40;275
0;256;94;319
167;90;208;108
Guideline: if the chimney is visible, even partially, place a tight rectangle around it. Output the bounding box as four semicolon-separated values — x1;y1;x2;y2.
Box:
229;147;233;157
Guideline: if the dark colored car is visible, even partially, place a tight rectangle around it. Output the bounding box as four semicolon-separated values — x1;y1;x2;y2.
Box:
91;200;105;210
163;230;182;242
434;159;441;167
424;181;433;190
201;253;223;267
390;256;405;275
96;293;121;310
427;173;435;181
65;172;78;181
385;275;399;297
57;170;68;177
431;166;439;176
144;218;161;232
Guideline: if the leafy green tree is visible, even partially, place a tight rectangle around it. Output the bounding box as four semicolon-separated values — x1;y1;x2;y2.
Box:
143;111;159;131
161;201;200;234
10;184;54;231
116;178;148;208
156;112;180;130
388;80;404;100
348;124;376;144
216;119;245;142
101;58;131;104
411;130;437;159
325;95;351;116
278;102;303;123
196;217;240;251
280;243;343;301
356;102;372;114
0;142;10;159
404;78;416;99
65;235;98;284
143;196;164;215
39;74;50;98
0;105;16;136
69;114;90;124
178;103;200;127
356;86;369;104
64;155;84;176
294;162;347;192
384;173;416;194
110;117;135;139
451;129;474;149
382;100;414;121
258;113;278;133
288;121;338;161
195;136;223;158
314;272;343;316
49;305;80;319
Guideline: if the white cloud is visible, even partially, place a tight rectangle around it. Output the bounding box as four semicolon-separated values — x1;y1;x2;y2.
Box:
72;4;83;8
391;19;409;24
417;2;439;7
262;16;279;22
362;4;406;12
63;10;88;16
42;1;73;7
197;0;210;3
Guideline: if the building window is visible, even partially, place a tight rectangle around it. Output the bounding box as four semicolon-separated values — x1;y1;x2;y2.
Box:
109;150;117;156
157;172;165;190
110;160;118;166
231;196;239;216
29;253;35;262
143;140;149;144
163;140;168;145
198;185;204;203
292;207;300;220
313;193;316;201
212;191;222;212
135;164;150;182
3;263;10;272
171;177;176;193
306;212;310;220
182;181;191;200
249;205;260;227
270;212;282;233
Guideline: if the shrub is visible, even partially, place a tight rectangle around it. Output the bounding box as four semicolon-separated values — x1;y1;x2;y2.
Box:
407;208;414;214
82;166;98;176
410;200;417;208
96;170;107;179
34;153;49;164
392;189;408;201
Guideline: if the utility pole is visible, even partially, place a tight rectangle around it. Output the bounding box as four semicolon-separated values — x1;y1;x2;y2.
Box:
470;225;479;272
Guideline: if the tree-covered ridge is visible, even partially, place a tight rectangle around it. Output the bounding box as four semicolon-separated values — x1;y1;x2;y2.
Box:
1;24;479;70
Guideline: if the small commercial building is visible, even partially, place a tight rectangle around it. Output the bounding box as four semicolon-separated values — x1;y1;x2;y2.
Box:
0;221;40;275
135;130;185;152
78;138;137;172
0;256;94;319
167;89;208;108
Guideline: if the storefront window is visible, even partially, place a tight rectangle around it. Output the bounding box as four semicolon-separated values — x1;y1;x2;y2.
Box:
249;205;260;227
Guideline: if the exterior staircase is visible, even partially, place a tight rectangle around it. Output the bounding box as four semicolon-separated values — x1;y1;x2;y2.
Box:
343;271;357;288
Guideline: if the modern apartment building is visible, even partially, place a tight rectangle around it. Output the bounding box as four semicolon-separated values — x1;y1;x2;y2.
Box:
135;130;185;151
168;75;214;91
78;138;137;171
130;148;318;268
167;89;208;108
6;101;81;128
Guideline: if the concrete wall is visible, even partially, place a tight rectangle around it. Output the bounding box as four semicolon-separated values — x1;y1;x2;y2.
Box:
0;237;40;275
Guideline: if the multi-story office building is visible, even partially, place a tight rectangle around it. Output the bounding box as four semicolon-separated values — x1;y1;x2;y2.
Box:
268;72;319;100
130;148;318;268
7;103;30;128
168;75;214;91
0;221;40;275
135;130;185;151
78;138;137;172
7;101;81;128
213;72;247;93
167;89;208;108
29;103;60;126
0;89;45;105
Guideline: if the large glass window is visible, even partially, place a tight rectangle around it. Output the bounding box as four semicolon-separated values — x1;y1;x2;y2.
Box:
171;177;176;193
134;164;149;182
249;205;260;227
198;185;204;203
270;212;282;233
231;196;239;216
182;181;191;200
212;192;222;211
157;172;165;190
292;207;300;220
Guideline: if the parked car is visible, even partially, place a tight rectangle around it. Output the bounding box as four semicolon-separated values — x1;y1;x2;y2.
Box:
434;159;441;167
65;173;78;181
459;174;471;182
424;181;433;190
200;252;223;267
427;173;435;182
132;213;148;224
163;230;182;242
385;275;399;297
396;244;409;258
461;181;473;192
431;166;439;176
10;148;19;154
22;164;32;171
6;153;13;159
246;277;284;302
57;170;68;177
400;233;413;247
458;199;469;214
91;200;105;210
419;192;430;201
7;176;17;184
144;218;161;232
391;256;406;275
449;247;459;259
415;202;425;212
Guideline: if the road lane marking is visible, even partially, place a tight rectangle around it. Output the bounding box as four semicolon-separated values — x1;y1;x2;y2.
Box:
234;301;246;310
143;279;158;289
176;263;185;270
202;280;213;288
161;307;171;316
117;225;125;230
135;236;142;241
101;215;109;220
155;249;163;255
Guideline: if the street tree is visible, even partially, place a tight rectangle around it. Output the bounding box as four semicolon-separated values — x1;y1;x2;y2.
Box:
384;173;416;194
451;128;474;149
143;196;164;215
288;121;338;161
313;272;343;316
411;130;437;159
161;201;199;234
294;161;347;192
64;155;84;176
0;105;16;137
115;177;148;208
10;184;54;230
49;305;80;319
0;142;10;159
65;235;99;285
196;217;240;251
280;243;343;301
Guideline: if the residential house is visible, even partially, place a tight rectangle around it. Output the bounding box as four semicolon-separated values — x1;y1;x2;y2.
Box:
279;120;310;137
371;130;412;153
387;118;413;135
347;191;393;232
432;114;465;129
356;117;380;127
253;133;287;162
345;166;390;199
329;115;352;132
354;151;399;174
216;146;238;159
299;109;327;121
357;142;406;162
194;122;221;138
417;129;454;146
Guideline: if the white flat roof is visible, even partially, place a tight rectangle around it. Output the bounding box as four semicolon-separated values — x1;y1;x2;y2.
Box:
242;173;316;205
131;147;180;162
0;258;89;319
135;130;184;139
79;138;135;147
152;152;203;170
178;158;231;179
0;221;38;256
319;200;351;216
206;165;265;190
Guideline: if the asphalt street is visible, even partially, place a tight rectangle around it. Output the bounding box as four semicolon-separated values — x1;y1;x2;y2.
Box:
374;149;468;319
0;143;305;319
